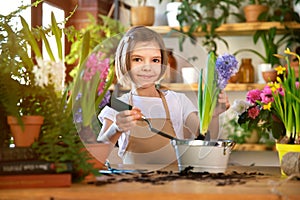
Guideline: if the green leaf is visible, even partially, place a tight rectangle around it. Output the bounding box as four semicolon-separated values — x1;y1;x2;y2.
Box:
200;51;216;134
51;12;62;60
39;29;55;61
20;16;42;58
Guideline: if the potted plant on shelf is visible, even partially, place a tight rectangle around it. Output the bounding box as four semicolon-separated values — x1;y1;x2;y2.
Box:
234;26;300;83
130;0;155;26
163;0;244;53
0;2;105;182
236;48;300;176
0;3;60;147
243;0;270;22
272;0;300;22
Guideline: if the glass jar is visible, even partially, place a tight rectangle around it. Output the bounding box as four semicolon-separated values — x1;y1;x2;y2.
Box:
167;49;177;83
238;58;254;83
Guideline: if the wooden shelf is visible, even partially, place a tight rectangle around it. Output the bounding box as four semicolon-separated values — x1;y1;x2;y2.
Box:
148;21;300;36
160;83;265;92
111;83;265;92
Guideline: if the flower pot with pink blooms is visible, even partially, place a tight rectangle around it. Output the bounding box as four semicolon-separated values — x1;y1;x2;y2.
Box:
237;48;300;176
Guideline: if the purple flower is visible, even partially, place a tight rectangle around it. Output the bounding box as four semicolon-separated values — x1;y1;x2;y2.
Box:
99;91;111;108
74;108;83;123
215;54;238;90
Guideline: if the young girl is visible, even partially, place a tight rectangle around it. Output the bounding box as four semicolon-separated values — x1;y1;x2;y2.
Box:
97;26;229;164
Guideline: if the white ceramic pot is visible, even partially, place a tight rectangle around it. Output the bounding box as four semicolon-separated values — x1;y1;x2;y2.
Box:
257;63;272;83
171;139;235;173
166;2;182;27
181;67;198;84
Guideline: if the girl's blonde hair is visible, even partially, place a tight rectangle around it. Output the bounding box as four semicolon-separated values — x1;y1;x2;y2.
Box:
115;26;168;87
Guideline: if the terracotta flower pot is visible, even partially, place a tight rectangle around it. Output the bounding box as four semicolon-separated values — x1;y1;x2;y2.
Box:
82;143;114;182
84;143;114;169
243;5;269;22
7;115;44;147
228;73;239;83
131;6;155;26
262;70;277;83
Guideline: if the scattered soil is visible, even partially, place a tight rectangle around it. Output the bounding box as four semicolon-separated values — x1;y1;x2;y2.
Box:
94;166;265;186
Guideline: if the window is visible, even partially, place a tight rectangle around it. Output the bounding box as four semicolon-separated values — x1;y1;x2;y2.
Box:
0;1;65;61
0;0;31;30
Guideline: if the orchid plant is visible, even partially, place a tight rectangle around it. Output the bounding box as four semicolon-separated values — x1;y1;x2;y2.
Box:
198;52;238;135
0;3;67;121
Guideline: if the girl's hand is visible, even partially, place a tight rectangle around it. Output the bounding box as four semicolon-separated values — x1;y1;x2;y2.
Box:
115;107;142;132
213;91;230;117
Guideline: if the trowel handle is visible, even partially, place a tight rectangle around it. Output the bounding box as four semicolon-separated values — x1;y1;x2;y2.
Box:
110;96;132;112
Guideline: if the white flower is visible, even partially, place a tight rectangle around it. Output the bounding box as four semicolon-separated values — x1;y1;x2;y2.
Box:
230;99;251;115
33;57;66;93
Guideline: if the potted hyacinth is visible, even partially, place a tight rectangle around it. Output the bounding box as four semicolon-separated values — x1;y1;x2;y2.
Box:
70;30;121;169
198;52;239;136
172;51;238;173
237;48;300;176
172;52;238;173
72;31;115;144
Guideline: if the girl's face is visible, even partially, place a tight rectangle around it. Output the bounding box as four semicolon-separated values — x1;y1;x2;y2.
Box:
129;41;162;88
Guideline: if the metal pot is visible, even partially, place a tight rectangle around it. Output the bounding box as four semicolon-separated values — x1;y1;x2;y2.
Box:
171;139;235;173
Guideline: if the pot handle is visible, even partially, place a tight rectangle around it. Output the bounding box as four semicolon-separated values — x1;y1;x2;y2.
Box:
223;140;236;155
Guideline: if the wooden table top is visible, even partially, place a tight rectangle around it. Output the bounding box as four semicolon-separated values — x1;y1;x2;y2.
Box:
1;165;300;200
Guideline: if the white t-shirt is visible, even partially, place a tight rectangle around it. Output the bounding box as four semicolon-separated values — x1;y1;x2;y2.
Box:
98;90;198;157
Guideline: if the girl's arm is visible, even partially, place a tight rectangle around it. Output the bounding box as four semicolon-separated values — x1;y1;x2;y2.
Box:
97;118;122;144
208;90;230;139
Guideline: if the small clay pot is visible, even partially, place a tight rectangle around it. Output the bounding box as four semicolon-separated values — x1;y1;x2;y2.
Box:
228;73;239;83
243;5;269;22
262;70;277;83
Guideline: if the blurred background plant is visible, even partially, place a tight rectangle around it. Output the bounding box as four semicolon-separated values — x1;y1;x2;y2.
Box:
0;1;124;181
66;14;124;143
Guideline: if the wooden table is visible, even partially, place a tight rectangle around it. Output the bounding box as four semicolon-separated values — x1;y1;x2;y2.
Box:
1;165;300;200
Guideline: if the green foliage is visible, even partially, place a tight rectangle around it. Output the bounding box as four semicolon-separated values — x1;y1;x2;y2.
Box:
65;14;125;67
171;0;244;53
31;87;97;182
234;27;300;66
0;2;101;181
248;0;271;5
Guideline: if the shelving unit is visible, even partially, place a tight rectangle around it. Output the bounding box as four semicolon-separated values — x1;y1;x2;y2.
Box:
148;21;300;36
159;83;265;92
146;21;300;92
110;83;265;92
